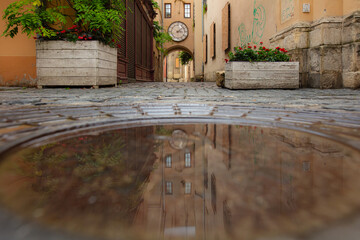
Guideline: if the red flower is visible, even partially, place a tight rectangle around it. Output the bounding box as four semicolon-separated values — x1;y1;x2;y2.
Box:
266;49;270;51
239;47;242;50
254;45;257;49
88;37;93;40
248;46;252;49
78;36;83;40
262;47;266;50
117;44;121;48
60;30;66;34
260;42;263;45
276;47;280;50
285;50;288;53
111;39;115;42
225;59;229;63
280;48;285;52
56;32;59;34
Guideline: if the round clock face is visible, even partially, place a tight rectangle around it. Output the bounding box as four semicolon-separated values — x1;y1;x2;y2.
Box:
168;22;189;42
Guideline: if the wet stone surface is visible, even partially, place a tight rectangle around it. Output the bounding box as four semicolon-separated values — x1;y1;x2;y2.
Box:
0;82;359;240
1;124;360;240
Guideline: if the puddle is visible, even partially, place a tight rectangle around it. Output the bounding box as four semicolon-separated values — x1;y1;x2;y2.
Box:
0;123;360;240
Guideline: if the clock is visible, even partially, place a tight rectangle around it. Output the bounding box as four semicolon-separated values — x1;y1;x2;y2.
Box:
168;21;188;42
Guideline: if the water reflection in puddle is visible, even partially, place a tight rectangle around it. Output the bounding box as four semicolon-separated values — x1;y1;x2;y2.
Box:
0;124;360;240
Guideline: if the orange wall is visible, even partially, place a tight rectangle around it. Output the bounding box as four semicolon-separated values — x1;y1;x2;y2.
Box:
278;0;359;31
343;0;360;15
0;0;36;86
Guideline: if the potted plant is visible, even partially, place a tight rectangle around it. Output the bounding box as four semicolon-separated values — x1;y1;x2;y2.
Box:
2;0;126;88
224;42;299;89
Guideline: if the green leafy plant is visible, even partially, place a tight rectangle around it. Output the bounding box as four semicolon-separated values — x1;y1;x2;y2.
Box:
203;3;207;14
178;51;193;65
227;42;290;62
153;20;172;53
2;0;126;47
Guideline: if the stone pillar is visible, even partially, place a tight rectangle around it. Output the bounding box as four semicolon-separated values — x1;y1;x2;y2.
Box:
184;64;189;82
342;12;360;89
167;54;174;80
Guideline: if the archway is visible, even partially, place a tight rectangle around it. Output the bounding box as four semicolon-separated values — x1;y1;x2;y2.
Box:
163;45;195;83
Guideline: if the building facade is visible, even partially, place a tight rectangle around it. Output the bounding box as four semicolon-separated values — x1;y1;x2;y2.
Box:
0;0;156;86
203;0;360;89
154;0;203;82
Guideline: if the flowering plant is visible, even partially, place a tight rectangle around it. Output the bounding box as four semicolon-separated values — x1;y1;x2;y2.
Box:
2;0;126;47
227;42;290;62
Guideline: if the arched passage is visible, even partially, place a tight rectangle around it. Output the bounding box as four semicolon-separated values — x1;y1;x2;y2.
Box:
163;46;195;83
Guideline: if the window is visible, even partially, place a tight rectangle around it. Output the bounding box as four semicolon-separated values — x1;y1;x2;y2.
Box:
165;3;171;18
203;34;207;64
165;181;173;194
185;182;192;194
185;152;191;167
166;155;172;168
222;3;230;51
184;3;191;18
210;23;216;58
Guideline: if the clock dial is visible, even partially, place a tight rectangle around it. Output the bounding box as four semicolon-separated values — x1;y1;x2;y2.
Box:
168;22;188;42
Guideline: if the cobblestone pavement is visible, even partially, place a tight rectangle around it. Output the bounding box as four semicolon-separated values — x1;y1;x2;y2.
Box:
1;82;360;110
0;82;360;240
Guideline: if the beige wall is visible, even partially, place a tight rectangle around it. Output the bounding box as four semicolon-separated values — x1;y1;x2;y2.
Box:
193;0;203;79
0;0;37;86
204;0;277;81
203;0;360;83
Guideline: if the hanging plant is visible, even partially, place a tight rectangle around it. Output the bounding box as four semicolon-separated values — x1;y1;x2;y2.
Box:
203;3;207;14
179;51;193;65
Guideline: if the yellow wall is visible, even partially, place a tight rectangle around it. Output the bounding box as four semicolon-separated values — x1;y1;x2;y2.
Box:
0;0;36;86
277;0;359;31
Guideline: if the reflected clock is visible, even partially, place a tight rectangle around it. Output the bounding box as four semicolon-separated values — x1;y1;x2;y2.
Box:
168;21;189;42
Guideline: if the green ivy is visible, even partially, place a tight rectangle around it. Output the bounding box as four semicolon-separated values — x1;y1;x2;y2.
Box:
153;20;172;53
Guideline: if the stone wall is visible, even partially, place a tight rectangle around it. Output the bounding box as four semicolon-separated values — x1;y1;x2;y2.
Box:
270;11;359;89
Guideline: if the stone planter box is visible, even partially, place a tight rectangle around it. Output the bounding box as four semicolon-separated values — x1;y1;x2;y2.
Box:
36;41;117;88
225;62;299;89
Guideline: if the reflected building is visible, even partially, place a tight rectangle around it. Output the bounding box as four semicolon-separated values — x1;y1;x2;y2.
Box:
0;124;359;240
134;124;359;240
